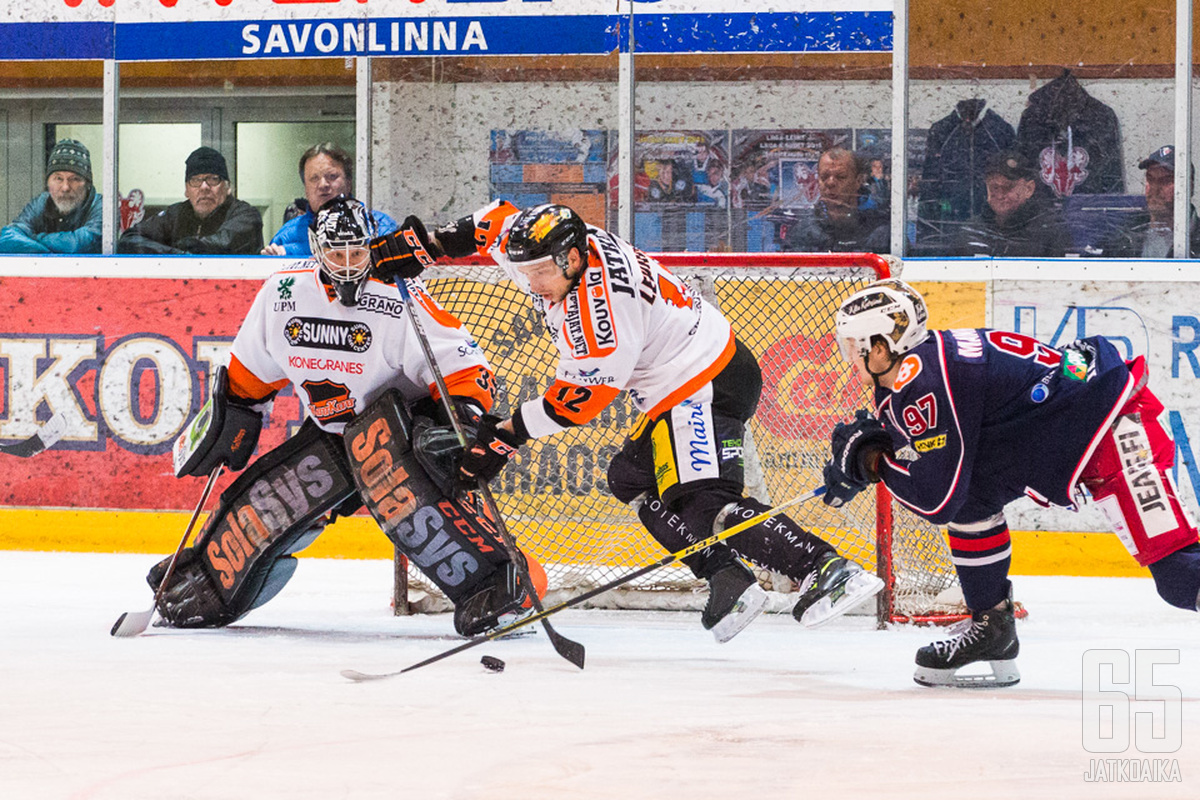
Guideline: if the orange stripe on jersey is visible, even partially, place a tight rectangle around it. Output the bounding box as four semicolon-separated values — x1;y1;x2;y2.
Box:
227;354;289;402
409;282;462;330
430;365;497;413
646;330;736;419
543;380;621;426
475;200;520;255
577;267;617;358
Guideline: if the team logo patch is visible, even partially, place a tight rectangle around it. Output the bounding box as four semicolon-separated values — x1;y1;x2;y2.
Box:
1030;382;1051;403
284;316;372;353
301;379;357;424
277;276;295;300
892;354;922;391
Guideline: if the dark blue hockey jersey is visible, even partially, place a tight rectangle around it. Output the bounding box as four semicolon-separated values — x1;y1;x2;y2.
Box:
873;329;1134;525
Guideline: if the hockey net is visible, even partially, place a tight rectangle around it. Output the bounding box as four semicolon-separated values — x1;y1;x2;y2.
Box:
397;252;965;625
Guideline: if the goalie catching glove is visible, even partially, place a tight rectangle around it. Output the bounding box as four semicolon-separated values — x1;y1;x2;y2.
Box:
369;215;441;282
823;409;892;508
455;415;525;494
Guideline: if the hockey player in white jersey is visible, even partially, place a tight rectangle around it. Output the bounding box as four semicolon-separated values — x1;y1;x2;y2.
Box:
369;201;883;642
146;195;545;635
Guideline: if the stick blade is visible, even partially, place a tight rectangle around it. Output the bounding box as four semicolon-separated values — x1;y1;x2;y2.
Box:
110;608;153;638
341;669;398;683
548;632;586;669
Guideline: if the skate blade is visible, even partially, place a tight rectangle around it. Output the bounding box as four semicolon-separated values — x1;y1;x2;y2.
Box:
798;572;885;629
913;659;1021;689
710;584;768;644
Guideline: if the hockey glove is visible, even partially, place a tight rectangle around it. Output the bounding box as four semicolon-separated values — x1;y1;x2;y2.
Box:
823;410;893;508
456;415;524;494
369;215;441;283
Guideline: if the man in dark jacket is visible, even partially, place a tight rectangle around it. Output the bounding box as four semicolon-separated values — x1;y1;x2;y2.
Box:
1096;145;1200;259
119;147;263;255
953;150;1073;257
781;147;889;253
0;139;102;254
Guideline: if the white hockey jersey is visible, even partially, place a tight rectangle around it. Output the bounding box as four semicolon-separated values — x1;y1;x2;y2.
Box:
228;262;494;433
467;201;734;439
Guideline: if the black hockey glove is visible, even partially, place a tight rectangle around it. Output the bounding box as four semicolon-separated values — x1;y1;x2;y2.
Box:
455;415;524;494
369;215;441;283
823;410;893;508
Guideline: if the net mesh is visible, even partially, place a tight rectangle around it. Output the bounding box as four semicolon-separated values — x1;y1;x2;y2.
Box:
405;255;962;623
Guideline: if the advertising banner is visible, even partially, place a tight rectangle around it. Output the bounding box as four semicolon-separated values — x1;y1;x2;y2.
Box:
1;1;893;60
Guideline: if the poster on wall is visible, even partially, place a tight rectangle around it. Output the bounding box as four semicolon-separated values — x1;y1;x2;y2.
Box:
489;130;610;229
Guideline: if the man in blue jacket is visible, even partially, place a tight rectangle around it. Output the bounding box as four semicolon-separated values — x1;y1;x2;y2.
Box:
0;139;102;254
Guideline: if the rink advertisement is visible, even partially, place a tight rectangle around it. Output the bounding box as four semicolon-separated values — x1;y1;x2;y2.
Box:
1;1;893;60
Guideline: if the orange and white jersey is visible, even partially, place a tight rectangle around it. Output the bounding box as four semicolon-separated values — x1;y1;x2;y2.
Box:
468;200;734;438
228;262;494;433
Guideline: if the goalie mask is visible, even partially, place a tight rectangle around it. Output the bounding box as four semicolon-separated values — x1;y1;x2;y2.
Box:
835;278;929;367
309;194;378;307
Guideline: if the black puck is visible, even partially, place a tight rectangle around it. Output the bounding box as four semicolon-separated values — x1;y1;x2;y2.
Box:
480;655;505;673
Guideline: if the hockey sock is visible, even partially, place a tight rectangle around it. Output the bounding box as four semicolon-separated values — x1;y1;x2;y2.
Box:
946;513;1013;611
636;496;732;578
704;497;835;583
1147;543;1200;611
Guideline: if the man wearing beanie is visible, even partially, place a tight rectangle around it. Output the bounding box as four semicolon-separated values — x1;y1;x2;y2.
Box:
0;139;103;254
119;146;263;255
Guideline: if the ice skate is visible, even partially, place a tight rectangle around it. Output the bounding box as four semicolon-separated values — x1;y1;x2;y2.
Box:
791;555;884;628
913;599;1020;688
701;561;767;643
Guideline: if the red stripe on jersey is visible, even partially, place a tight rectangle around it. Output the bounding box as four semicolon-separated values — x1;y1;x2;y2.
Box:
228;354;289;402
647;331;736;420
947;531;1011;552
431;365;497;413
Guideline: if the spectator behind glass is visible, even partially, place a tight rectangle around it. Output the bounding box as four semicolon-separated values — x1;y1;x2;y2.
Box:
261;142;397;256
781;147;889;253
1097;145;1200;259
0;139;102;254
118;147;263;255
952;149;1072;257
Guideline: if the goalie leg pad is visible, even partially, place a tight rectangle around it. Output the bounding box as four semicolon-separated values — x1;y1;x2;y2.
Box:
344;390;511;606
151;419;357;627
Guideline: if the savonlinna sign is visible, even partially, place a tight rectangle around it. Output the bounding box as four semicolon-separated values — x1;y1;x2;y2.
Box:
0;0;893;60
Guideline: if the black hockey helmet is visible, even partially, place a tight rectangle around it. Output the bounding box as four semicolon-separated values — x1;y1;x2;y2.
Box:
503;204;588;271
308;193;378;306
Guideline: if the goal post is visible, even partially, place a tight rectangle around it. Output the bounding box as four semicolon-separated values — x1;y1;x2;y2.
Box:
392;252;965;626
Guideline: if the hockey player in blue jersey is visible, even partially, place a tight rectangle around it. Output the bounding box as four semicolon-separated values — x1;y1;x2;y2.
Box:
823;278;1200;688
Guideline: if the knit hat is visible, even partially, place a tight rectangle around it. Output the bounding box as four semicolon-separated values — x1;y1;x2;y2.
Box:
185;147;229;182
46;139;92;183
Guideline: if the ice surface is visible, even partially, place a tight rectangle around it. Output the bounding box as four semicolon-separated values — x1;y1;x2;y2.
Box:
1;552;1197;799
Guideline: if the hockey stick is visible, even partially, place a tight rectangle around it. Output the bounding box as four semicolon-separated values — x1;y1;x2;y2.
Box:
0;411;68;458
341;485;825;681
110;464;224;638
392;278;586;669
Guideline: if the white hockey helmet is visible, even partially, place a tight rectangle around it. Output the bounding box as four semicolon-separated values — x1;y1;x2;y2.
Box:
835;278;929;363
308;194;378;306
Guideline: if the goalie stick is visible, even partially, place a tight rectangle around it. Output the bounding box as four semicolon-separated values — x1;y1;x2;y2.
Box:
110;464;224;638
341;486;825;681
393;277;586;670
0;411;68;458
